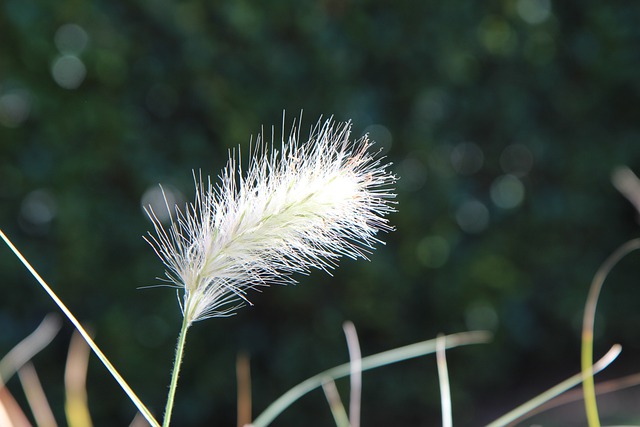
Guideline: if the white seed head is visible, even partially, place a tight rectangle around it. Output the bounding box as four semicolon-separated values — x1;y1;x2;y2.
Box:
146;117;397;324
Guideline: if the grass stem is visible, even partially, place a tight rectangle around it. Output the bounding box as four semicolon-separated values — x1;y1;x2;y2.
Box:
162;316;190;427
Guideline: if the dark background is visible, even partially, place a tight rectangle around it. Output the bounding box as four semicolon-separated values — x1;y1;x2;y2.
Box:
2;1;640;426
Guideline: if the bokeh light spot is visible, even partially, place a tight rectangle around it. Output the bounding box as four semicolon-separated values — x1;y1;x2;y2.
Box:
456;199;490;233
517;0;552;25
465;302;499;331
51;55;87;89
54;23;89;54
491;175;525;209
478;16;517;55
451;142;484;175
141;185;186;224
19;189;57;235
0;89;31;128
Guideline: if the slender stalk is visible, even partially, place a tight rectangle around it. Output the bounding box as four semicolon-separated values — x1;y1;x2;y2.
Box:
162;316;190;427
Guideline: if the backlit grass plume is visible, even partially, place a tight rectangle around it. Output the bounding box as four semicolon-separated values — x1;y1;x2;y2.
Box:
146;117;397;426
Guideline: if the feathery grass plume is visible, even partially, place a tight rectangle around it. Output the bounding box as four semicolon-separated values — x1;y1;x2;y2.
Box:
148;116;397;426
146;117;397;325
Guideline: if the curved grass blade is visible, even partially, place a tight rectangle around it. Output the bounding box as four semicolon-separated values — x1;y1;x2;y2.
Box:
342;321;361;427
251;330;491;427
581;238;640;427
503;371;640;423
485;344;621;427
0;314;61;385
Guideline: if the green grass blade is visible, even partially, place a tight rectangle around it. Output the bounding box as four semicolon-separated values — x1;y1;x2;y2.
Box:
581;238;640;427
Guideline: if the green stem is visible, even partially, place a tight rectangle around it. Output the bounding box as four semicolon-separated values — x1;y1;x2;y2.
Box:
163;316;190;427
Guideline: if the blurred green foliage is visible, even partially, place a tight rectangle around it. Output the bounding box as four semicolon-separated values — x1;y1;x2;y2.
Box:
2;0;640;425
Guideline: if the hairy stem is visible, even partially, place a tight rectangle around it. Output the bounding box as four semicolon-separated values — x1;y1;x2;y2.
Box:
163;317;190;427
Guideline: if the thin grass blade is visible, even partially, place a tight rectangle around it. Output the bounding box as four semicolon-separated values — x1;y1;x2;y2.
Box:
0;313;61;385
322;378;350;427
506;371;640;422
485;344;622;427
342;321;361;427
0;229;161;427
65;331;93;427
436;334;452;427
17;363;57;427
236;353;252;427
251;330;491;427
581;238;640;427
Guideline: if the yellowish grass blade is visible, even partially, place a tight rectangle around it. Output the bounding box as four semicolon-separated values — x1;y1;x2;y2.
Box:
321;378;350;427
65;331;92;427
581;238;640;427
